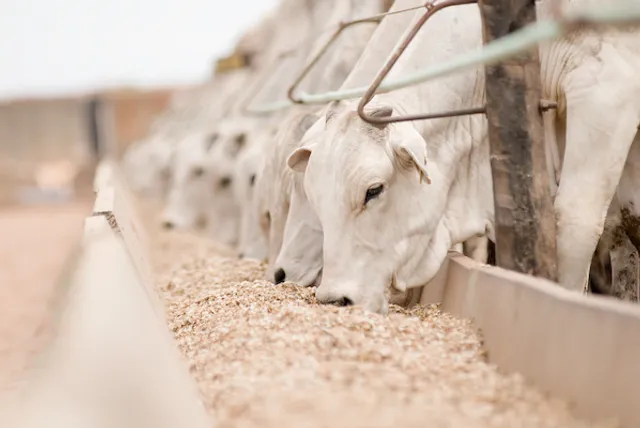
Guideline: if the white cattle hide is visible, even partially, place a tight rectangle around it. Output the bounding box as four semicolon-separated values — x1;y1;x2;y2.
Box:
122;136;173;199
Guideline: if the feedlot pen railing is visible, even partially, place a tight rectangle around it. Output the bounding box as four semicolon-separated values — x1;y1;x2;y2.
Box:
245;0;640;114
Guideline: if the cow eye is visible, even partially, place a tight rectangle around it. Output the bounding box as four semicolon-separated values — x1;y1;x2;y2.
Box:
191;166;204;179
364;184;384;205
249;174;256;187
220;176;232;188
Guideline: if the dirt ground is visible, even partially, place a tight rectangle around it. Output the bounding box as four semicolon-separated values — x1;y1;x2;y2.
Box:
0;200;91;392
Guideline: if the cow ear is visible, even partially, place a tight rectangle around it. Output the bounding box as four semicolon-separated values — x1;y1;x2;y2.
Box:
390;134;431;184
287;147;312;174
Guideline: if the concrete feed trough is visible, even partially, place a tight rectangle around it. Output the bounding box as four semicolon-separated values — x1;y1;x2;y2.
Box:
0;161;210;428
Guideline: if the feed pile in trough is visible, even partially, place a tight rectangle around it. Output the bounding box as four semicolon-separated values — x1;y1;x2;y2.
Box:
149;224;618;428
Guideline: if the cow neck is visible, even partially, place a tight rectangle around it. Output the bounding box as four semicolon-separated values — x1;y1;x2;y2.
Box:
378;70;493;246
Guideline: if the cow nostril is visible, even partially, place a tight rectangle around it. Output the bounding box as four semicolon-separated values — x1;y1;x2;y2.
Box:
274;268;286;284
162;220;174;230
334;297;353;307
238;253;244;259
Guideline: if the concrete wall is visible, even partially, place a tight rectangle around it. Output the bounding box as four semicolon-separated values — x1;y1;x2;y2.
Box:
0;88;176;204
0;97;92;168
103;89;173;158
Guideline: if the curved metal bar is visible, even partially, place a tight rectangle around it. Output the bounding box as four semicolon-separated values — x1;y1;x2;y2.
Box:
241;49;298;116
286;3;435;104
287;18;380;104
248;0;638;114
357;0;485;125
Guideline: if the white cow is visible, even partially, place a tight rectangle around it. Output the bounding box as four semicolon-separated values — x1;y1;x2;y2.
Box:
160;130;219;231
288;1;640;313
255;108;322;281
161;122;246;247
153;0;286;240
257;0;419;282
148;0;319;252
122;134;173;199
233;125;278;260
122;71;249;203
271;0;495;287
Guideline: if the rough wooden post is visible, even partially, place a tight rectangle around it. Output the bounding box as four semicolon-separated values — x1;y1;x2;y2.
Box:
479;0;558;281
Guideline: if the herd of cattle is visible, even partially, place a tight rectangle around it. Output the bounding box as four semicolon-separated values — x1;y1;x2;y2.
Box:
122;0;640;313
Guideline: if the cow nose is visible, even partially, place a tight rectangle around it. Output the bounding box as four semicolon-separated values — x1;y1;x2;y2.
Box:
238;253;245;259
162;220;175;230
274;268;286;284
315;287;354;307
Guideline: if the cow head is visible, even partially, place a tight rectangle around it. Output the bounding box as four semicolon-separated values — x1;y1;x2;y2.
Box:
273;149;324;287
234;129;271;261
287;101;478;314
161;130;218;233
123;136;173;199
254;109;322;284
161;119;251;247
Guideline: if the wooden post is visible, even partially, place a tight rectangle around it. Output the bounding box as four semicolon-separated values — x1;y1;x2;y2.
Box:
479;0;558;281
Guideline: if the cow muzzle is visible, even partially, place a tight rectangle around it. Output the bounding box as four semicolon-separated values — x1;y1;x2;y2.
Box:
315;284;388;315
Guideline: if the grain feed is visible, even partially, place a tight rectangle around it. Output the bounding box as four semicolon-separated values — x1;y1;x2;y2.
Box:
148;224;619;428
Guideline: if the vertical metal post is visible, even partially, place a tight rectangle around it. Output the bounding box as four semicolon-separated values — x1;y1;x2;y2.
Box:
479;0;558;281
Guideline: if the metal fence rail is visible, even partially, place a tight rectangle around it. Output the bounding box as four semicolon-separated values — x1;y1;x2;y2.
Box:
246;0;640;114
244;2;429;114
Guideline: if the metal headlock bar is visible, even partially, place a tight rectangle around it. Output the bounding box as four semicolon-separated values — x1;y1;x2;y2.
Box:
240;49;299;116
357;0;493;125
357;0;640;125
286;18;381;104
286;3;432;104
245;3;429;114
245;0;640;115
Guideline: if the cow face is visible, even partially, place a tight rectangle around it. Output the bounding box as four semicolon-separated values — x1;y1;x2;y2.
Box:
123;136;173;199
234;131;269;261
161;123;244;247
272;167;324;286
161;131;218;233
288;102;442;314
254;110;322;283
